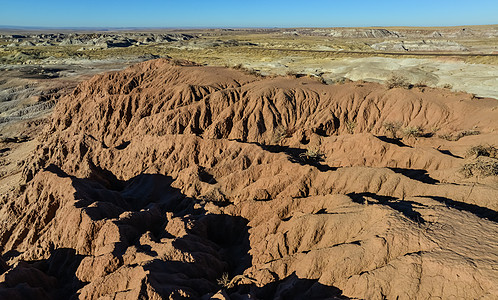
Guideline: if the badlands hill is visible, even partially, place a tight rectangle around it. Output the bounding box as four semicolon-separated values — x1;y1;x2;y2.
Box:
0;58;497;299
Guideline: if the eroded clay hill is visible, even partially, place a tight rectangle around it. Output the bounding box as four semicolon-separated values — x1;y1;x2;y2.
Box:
1;58;497;299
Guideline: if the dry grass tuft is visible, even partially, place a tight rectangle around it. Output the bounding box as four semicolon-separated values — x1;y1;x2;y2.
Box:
217;273;231;288
345;120;356;134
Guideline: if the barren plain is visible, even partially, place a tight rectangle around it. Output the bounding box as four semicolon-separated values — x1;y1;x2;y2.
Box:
0;26;497;299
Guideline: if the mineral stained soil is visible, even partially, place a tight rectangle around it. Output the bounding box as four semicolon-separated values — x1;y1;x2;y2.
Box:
0;58;497;299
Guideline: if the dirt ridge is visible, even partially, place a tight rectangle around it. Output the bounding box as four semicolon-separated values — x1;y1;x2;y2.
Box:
0;58;497;299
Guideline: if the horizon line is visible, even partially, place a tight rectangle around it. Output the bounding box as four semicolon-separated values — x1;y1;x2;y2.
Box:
1;24;497;31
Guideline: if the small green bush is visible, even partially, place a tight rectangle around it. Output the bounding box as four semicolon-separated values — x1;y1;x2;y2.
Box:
345;120;356;134
402;126;424;138
383;121;401;138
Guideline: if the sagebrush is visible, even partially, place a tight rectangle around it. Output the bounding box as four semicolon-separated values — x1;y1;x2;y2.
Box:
386;74;410;89
383;121;401;138
465;144;498;158
299;147;325;163
402;126;424;138
460;159;498;178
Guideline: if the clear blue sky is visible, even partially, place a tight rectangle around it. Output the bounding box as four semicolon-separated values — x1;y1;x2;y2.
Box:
1;0;497;28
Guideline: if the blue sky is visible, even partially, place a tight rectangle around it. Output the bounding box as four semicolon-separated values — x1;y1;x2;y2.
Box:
1;0;497;28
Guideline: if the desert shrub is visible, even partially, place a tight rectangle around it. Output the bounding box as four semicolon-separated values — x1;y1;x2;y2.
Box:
217;273;231;288
345;120;356;134
333;77;352;85
232;63;244;70
171;58;184;66
439;130;480;141
273;125;296;144
442;83;453;89
438;133;454;141
383;121;401;138
460;159;498;178
232;64;262;77
316;76;326;84
386;74;410;89
457;130;480;139
0;135;29;143
299;147;325;163
285;70;298;77
413;81;428;88
216;273;253;289
465;144;498;158
308;74;326;84
245;68;262;77
0;137;15;143
402;126;423;138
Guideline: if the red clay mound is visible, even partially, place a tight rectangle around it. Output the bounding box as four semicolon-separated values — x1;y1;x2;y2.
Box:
1;58;497;299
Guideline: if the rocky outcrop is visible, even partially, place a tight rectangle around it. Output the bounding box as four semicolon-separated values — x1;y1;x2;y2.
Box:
291;26;498;39
0;32;195;49
371;40;468;52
